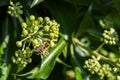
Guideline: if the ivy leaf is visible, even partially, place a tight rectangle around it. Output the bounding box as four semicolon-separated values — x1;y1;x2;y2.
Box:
30;0;44;8
30;38;67;79
0;17;11;80
75;4;93;37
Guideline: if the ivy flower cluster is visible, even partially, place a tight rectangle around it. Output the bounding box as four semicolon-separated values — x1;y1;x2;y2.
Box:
84;56;116;79
84;56;101;74
8;1;23;17
12;15;60;67
8;1;60;67
103;28;119;45
12;48;32;67
13;15;60;67
20;15;60;47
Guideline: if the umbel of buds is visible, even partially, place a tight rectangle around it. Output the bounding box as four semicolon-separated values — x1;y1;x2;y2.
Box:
8;1;23;17
12;15;60;67
8;1;60;68
103;28;119;45
84;56;116;79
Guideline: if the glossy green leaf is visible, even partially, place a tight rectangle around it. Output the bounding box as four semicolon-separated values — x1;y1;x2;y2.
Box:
75;4;93;37
62;44;68;58
0;35;11;80
32;38;67;79
30;0;44;8
75;67;82;80
0;17;11;80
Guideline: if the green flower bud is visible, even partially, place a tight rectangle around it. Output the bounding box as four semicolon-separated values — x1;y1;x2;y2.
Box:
108;52;116;59
23;62;27;67
22;29;28;36
32;20;39;27
117;76;120;80
16;41;22;47
10;7;14;10
32;39;39;48
28;58;32;63
23;50;27;55
53;39;58;42
10;1;14;5
49;33;54;39
34;26;39;31
7;11;11;14
15;52;19;57
113;67;118;72
38;17;43;23
51;25;56;31
32;39;38;44
38;31;43;36
50;41;55;47
44;25;50;32
12;57;16;63
21;22;27;28
18;57;21;61
30;15;35;21
44;16;50;22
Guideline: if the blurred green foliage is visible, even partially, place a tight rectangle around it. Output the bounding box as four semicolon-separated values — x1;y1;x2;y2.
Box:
1;0;120;80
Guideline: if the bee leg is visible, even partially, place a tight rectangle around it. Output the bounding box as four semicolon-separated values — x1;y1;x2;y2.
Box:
45;50;49;57
41;53;43;58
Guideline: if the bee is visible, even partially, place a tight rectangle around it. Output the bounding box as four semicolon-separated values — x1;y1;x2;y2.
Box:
35;39;51;58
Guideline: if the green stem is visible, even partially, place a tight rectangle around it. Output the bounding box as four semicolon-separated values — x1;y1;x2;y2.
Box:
93;50;118;67
73;38;119;67
21;35;31;42
56;58;72;68
22;41;26;51
18;15;24;23
70;43;87;77
95;43;105;52
73;38;93;55
21;31;37;42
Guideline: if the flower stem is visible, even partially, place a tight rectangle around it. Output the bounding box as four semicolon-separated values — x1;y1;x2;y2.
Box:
95;43;105;52
18;15;24;23
21;31;38;42
73;38;120;67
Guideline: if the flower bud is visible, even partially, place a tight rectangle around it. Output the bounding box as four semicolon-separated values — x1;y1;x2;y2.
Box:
38;17;43;23
44;16;50;22
22;29;28;36
38;31;43;36
49;33;54;39
16;41;22;47
21;22;27;28
30;15;35;21
44;25;50;32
